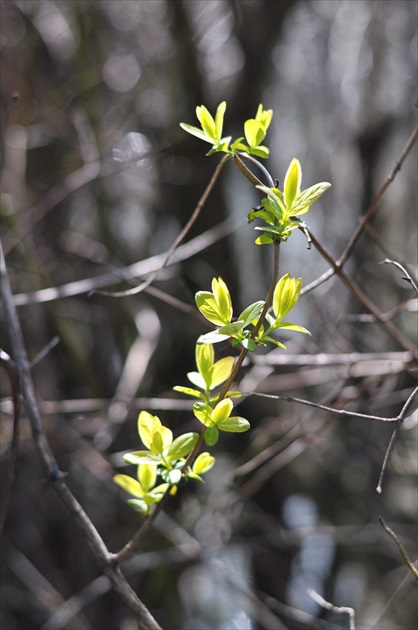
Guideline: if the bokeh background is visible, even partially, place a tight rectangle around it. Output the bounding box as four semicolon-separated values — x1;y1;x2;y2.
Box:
1;1;417;628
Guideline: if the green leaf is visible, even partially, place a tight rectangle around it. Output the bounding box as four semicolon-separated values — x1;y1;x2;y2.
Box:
205;426;219;446
284;158;302;208
138;464;157;492
238;301;265;327
247;208;275;224
197;330;230;345
230;137;246;152
210;356;234;388
215;101;226;141
212;277;232;323
244;119;266;148
123;451;161;465
114;474;144;497
274;322;311;335
186;371;207;390
193;452;215;475
167;432;199;460
137;410;161;448
260;335;287;348
179;123;214;145
241;337;257;351
255;233;274;245
167;469;182;485
195;292;226;326
127;498;148;514
288;182;331;216
193;401;214;427
217;416;251;432
196;343;214;382
196;104;216;139
249;145;269;159
218;321;245;336
173;385;205;400
212;398;233;423
255;104;273;130
273;274;302;320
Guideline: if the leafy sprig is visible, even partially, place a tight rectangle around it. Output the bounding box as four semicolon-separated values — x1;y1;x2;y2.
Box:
249;158;331;245
180;101;273;158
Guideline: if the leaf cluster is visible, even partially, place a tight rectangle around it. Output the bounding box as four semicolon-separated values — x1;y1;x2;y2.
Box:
114;411;215;514
195;274;310;351
249;158;331;245
180;102;273;158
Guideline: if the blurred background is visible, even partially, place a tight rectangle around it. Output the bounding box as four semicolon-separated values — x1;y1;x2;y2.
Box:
1;1;417;628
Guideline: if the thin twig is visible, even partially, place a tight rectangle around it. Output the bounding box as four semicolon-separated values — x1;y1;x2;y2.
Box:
94;154;231;297
307;230;417;353
301;123;418;297
13;217;237;306
246;391;409;422
338;124;418;266
378;517;418;580
307;588;356;630
381;259;418;295
376;385;418;494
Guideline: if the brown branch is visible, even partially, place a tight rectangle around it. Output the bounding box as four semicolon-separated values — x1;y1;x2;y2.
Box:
0;239;162;630
95;154;231;297
307;230;417;353
338;123;418;266
378;517;418;580
13;217;237;306
245;390;408;422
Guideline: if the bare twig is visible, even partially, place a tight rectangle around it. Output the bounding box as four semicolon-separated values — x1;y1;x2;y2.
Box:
94;154;231;297
301;123;418;297
1;239;162;630
376;385;418;494
307;230;417;353
378;517;418;580
381;259;418;295
307;587;356;630
245;391;407;423
13;217;237;306
338;124;418;266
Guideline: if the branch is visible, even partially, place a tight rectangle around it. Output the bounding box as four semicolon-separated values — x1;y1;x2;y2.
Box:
94;154;231;297
381;259;418;295
246;391;407;422
376;385;418;494
0;239;162;630
378;517;418;580
307;588;356;630
13;217;237;306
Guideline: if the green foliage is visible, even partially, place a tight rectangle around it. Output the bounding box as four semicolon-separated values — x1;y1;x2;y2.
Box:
195;275;309;350
249;158;331;245
115;101;330;519
173;342;239;404
192;398;250;446
115;411;214;514
180;102;273;158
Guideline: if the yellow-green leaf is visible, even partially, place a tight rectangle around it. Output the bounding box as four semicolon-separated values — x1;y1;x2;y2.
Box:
284;158;302;208
212;398;233;423
210;356;234;389
114;474;144;498
138;464;157;492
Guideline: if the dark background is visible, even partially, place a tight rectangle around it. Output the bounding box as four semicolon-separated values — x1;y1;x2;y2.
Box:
1;1;417;628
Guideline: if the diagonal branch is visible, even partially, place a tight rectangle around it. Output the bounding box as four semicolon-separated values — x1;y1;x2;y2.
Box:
0;239;162;630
